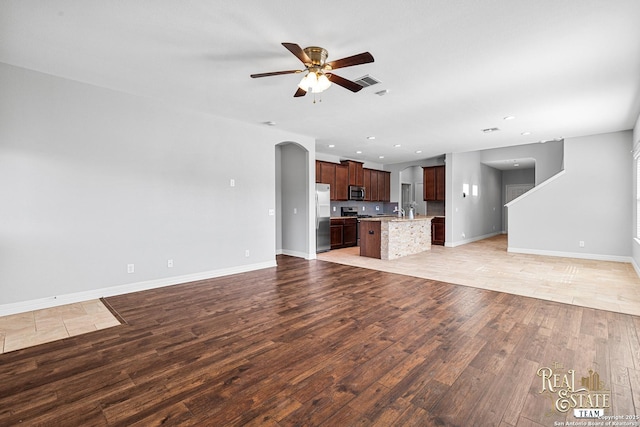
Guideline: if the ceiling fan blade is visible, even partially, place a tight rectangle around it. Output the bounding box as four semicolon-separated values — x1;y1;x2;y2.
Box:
250;70;302;78
325;52;374;70
294;87;307;97
282;42;312;65
327;73;363;92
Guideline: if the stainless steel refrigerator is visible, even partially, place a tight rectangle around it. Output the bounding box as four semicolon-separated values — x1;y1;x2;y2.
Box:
315;183;331;253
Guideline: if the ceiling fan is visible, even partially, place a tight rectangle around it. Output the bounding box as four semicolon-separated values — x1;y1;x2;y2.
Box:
250;42;374;97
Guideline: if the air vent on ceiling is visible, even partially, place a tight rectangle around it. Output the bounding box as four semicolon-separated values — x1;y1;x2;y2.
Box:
354;74;381;88
482;127;500;133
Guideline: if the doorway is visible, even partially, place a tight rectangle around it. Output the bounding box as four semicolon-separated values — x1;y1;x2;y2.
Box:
401;183;412;214
504;184;533;232
275;142;310;258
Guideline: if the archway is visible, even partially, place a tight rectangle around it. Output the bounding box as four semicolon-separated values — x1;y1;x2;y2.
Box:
275;142;310;258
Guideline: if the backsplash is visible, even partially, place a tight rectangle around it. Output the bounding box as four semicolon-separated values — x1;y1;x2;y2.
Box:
330;201;398;217
426;201;445;216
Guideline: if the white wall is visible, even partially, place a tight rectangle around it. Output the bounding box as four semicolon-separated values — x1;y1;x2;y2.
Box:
446;151;502;245
508;131;632;260
632;113;640;271
478;140;564;185
0;63;314;313
502;168;535;232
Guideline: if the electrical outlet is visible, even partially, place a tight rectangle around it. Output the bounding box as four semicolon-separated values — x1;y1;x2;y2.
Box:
167;259;174;268
268;209;275;216
245;250;250;257
362;206;365;211
579;241;585;248
375;206;380;211
333;206;336;212
293;208;297;214
230;178;235;187
127;264;134;274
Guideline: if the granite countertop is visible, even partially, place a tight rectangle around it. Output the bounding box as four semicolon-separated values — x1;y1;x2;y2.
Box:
331;215;397;220
359;215;434;222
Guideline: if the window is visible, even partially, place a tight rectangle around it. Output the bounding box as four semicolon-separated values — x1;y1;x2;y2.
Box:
636;144;640;238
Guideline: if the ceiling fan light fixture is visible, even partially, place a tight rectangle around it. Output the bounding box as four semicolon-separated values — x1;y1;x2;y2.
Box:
252;43;373;98
298;70;331;93
298;72;316;90
313;73;331;93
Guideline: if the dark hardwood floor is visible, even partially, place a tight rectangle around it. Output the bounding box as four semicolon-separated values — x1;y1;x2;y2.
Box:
1;255;639;426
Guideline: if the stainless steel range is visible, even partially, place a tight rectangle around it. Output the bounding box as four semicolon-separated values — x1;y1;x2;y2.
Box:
341;207;372;246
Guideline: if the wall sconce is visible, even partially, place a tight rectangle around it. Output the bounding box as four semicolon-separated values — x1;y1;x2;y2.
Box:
462;183;469;198
472;185;478;197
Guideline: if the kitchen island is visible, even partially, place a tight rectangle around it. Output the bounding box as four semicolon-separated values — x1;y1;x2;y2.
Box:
359;216;433;260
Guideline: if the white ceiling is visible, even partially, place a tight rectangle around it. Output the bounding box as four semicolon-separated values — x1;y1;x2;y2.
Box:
2;1;640;164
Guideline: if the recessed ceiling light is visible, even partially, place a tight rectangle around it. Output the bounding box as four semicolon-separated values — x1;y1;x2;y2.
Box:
521;131;531;136
482;127;500;133
379;156;385;159
374;89;389;96
393;144;401;148
328;144;335;148
503;116;515;121
367;136;376;140
415;150;422;154
263;121;276;126
356;150;362;154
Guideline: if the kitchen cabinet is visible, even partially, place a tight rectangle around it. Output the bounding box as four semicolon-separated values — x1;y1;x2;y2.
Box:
316;160;348;201
330;222;343;249
377;171;385;202
316;160;355;201
364;169;390;202
363;169;371;201
317;159;389;202
369;169;379;201
343;219;357;247
335;163;349;201
431;216;445;245
383;171;391;202
343;160;364;186
316;161;336;199
376;171;390;202
330;218;357;249
424;166;445;201
359;220;381;259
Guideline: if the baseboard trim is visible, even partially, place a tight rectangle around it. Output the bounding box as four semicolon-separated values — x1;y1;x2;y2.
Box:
508;247;632;263
632;257;640;277
280;249;315;260
0;260;277;317
445;232;501;248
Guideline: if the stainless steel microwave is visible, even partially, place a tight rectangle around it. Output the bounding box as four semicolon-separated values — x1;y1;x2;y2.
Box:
349;185;366;201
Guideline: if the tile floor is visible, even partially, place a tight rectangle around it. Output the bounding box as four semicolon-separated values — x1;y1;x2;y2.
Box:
0;299;121;354
318;234;640;316
2;234;639;354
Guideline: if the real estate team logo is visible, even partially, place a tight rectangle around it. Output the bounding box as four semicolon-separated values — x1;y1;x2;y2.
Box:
537;361;611;419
